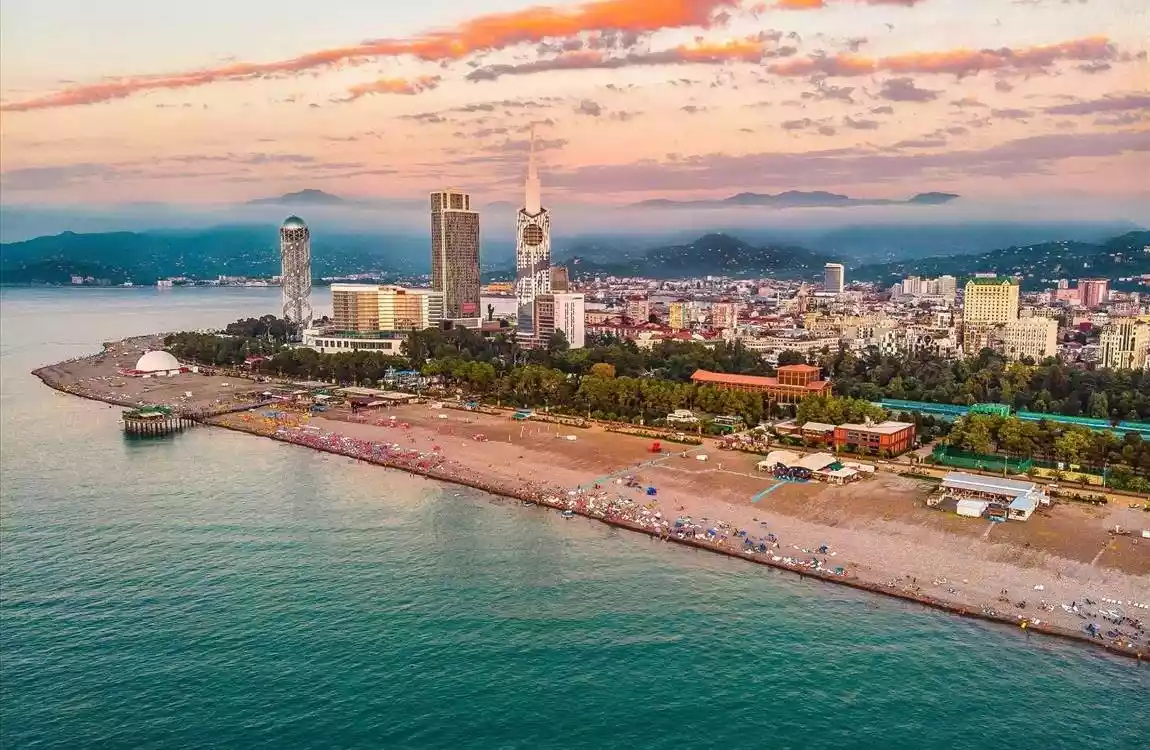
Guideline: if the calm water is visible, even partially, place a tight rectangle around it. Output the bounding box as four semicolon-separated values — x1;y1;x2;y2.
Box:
1;287;1147;749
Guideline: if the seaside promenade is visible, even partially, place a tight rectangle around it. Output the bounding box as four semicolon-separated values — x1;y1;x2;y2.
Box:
31;338;1150;660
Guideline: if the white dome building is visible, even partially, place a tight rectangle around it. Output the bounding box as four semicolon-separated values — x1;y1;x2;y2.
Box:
133;350;182;374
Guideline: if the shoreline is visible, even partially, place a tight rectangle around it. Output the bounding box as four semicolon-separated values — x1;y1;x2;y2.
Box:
30;358;1149;662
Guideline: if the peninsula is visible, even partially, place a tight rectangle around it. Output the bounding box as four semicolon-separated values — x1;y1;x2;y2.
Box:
32;335;1150;661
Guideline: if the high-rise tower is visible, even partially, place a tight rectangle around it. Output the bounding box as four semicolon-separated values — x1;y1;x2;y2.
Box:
280;215;313;329
515;128;552;336
430;189;481;328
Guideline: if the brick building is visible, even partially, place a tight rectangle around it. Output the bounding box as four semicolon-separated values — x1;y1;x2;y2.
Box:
690;364;831;404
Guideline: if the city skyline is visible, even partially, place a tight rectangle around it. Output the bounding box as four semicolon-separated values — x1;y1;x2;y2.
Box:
1;0;1147;217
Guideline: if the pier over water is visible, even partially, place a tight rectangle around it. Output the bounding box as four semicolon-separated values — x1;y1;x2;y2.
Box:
122;406;195;436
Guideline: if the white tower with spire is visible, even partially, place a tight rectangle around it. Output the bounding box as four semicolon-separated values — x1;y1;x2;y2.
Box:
515;126;552;337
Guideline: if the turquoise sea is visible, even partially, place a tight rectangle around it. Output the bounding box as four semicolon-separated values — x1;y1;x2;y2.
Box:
1;287;1148;749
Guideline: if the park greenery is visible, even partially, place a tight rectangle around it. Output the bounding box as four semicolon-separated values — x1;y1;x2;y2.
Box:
945;414;1150;490
166;321;1149;464
815;347;1150;422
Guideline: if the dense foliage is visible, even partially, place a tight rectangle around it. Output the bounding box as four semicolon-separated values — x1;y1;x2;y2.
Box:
223;315;297;343
817;347;1150;421
946;414;1150;489
164;331;281;365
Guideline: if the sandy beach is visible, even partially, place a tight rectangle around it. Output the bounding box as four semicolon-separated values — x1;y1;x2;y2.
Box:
32;341;1150;658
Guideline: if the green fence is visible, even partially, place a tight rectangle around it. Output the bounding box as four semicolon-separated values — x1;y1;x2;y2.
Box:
931;445;1033;474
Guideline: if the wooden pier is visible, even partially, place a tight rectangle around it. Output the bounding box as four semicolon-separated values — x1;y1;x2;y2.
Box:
122;408;195;436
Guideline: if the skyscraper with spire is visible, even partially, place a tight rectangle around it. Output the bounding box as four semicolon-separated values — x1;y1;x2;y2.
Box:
515;127;551;337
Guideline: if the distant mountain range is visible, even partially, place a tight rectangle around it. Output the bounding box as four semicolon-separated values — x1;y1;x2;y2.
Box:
246;189;354;207
629;191;959;210
0;227;427;285
852;231;1150;287
3;218;1146;288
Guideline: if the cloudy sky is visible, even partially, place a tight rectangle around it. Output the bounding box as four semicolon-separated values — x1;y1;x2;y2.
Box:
1;0;1147;210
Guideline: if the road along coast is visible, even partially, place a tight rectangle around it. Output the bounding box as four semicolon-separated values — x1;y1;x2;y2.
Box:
32;339;1150;661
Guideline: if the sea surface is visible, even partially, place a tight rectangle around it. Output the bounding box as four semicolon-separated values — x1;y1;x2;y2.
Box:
1;287;1148;750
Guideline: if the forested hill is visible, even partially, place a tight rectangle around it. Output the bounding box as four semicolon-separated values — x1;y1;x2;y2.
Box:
567;233;833;279
0;227;427;284
854;231;1150;287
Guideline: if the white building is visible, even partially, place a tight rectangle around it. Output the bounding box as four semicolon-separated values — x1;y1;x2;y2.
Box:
1001;317;1058;361
824;263;845;294
515;129;552;338
1099;317;1150;369
302;330;407;355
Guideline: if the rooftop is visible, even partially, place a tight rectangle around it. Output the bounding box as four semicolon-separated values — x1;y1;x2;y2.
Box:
941;472;1039;498
837;420;915;435
691;369;829;390
967;277;1018;286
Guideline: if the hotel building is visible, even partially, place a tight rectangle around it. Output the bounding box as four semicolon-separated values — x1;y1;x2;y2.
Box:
430;189;481;328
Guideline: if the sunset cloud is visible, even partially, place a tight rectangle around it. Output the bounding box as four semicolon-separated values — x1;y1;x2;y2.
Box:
1043;92;1150;115
342;76;441;102
467;35;784;81
1;0;737;112
546;130;1150;193
768;36;1116;78
774;0;927;8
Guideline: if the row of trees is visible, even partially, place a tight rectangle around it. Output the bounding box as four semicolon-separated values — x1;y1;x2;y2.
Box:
946;413;1150;485
426;358;769;426
814;347;1150;422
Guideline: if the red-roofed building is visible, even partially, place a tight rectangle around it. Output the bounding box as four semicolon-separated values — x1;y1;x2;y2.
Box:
691;365;832;404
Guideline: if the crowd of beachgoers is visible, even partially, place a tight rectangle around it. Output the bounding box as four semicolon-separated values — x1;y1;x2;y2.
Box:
220;410;1149;657
29;341;1150;659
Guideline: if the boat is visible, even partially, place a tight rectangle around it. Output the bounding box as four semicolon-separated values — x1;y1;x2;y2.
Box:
561;510;575;518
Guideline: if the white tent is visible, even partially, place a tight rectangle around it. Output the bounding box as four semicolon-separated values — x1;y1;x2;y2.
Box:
957;499;989;518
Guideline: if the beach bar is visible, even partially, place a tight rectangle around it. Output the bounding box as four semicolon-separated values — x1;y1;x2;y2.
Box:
939;472;1046;521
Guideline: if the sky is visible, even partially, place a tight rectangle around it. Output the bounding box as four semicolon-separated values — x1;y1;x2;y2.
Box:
1;0;1148;217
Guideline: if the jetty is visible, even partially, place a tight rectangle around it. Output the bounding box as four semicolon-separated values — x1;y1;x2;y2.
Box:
122;406;195;436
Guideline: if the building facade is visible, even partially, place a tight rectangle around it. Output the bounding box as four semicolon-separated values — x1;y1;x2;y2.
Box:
280;216;313;329
711;301;739;330
1079;278;1110;309
833;420;916;456
824;263;845;294
1099;318;1150;369
668;301;690;331
1001;317;1058;361
532;291;586;349
625;295;650;323
331;284;382;332
515;132;552;337
302;330;407;355
962;277;1019;354
691;365;831;404
430;189;481;328
330;284;444;333
963;277;1020;325
549;266;570;292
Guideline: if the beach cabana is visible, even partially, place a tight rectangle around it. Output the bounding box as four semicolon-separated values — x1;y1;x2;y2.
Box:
797;452;837;472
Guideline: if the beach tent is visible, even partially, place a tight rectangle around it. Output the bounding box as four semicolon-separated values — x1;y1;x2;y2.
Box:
956;499;989;518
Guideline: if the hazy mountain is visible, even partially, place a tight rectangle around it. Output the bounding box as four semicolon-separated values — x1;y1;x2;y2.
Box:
855;231;1150;288
567;233;832;279
246;189;351;206
0;226;428;285
629;191;960;210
